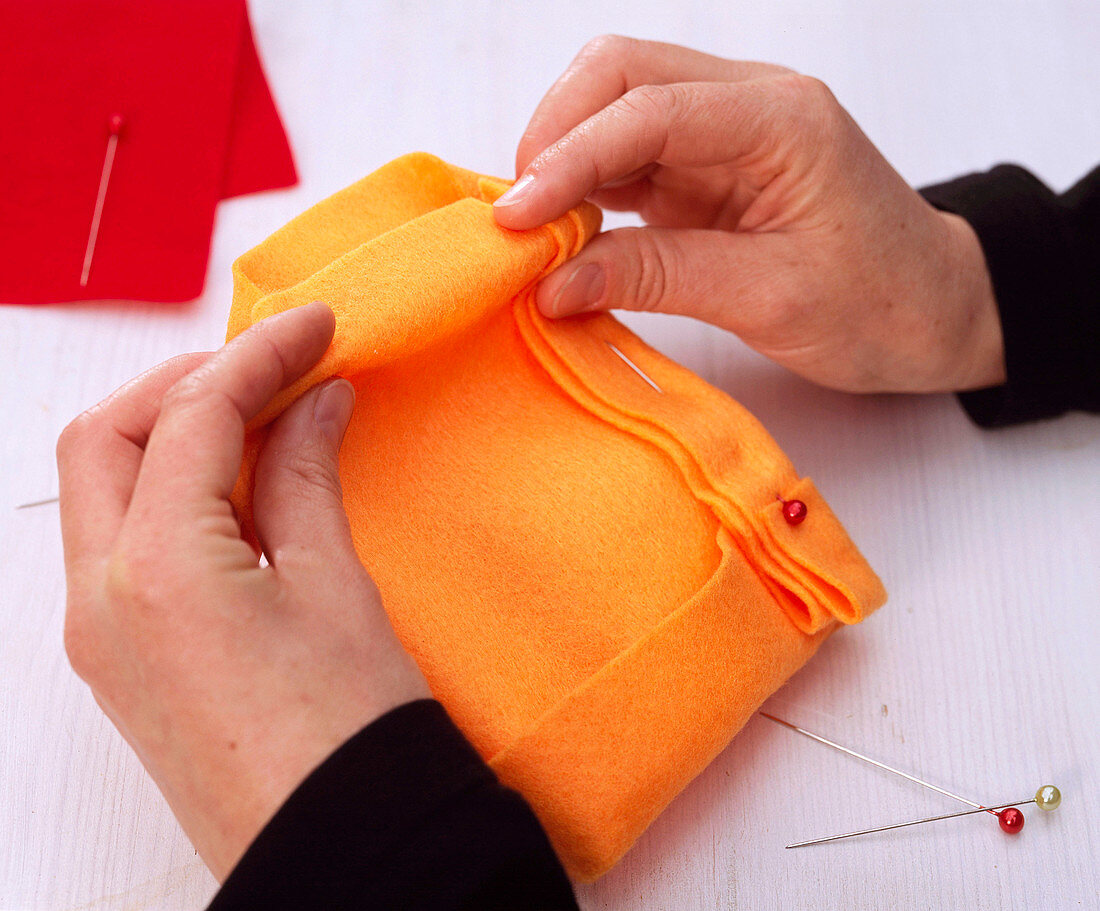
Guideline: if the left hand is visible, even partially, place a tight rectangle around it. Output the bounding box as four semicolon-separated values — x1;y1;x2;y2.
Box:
58;302;430;880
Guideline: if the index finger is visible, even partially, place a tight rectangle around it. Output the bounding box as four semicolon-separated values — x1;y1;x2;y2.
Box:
126;302;336;540
515;36;788;174
58;353;213;569
497;75;816;230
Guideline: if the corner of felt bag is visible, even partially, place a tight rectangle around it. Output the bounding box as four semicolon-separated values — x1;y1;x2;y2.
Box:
551;832;621;884
396;150;447;169
753;478;888;634
784;477;889;622
226;255;265;342
397;152;486;202
856;566;888;619
555;815;647;884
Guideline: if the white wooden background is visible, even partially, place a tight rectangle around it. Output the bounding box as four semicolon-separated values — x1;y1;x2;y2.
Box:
2;1;1098;908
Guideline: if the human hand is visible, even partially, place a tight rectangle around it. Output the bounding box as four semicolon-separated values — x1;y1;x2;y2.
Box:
494;36;1005;394
58;302;430;881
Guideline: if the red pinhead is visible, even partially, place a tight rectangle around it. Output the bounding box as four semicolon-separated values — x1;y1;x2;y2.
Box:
108;113;125;135
782;499;808;526
998;807;1025;834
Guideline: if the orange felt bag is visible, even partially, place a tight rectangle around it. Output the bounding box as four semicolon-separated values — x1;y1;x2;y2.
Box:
227;153;886;880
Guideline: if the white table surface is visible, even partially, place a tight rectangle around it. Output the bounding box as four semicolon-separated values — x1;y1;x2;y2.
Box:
2;1;1098;908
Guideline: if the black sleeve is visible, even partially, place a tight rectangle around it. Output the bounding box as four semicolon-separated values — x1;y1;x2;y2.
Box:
919;164;1100;427
207;699;579;911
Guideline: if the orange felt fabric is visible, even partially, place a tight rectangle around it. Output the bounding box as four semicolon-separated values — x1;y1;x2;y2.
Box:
227;153;887;881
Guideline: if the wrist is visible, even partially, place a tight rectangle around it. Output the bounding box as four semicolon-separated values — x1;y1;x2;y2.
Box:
172;657;432;882
937;212;1006;391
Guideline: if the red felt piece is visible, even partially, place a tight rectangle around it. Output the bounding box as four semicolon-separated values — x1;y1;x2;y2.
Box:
0;0;297;304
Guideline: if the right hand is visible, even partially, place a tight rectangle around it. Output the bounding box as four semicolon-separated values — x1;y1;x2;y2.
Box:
493;36;1005;395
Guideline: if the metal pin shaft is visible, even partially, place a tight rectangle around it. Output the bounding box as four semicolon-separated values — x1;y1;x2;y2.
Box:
16;496;60;510
606;342;664;394
785;798;1036;849
759;712;994;814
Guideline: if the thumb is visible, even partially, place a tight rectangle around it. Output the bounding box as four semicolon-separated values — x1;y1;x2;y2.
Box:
535;226;806;337
251;378;362;572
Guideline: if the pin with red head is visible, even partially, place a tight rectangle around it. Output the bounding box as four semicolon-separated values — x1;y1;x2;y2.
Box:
80;112;126;288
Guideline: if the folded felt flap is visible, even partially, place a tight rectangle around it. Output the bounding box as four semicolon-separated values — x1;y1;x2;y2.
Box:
229;153;600;428
756;476;884;630
229;153;475;327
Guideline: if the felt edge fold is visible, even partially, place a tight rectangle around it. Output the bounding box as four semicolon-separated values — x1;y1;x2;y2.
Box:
513;298;887;635
228;154;601;430
489;528;829;881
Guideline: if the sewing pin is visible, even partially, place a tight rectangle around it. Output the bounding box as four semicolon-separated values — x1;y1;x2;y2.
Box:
606;342;663;393
759;711;998;817
15;496;60;510
80;113;125;288
786;786;1062;848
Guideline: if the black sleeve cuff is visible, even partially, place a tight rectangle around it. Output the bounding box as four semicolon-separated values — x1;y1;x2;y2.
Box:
208;698;578;911
920;164;1100;427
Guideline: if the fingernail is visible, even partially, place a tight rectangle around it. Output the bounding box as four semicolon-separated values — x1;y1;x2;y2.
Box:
494;172;536;208
314;379;355;448
548;262;605;316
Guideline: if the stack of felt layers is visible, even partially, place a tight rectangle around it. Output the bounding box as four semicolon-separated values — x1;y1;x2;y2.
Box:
227;152;887;880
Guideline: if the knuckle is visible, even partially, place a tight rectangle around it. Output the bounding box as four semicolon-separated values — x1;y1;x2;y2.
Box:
63;605;98;679
529;130;575;177
283;450;343;502
248;327;293;390
577;34;632;66
56;411;95;462
801;75;838;112
160;374;208;413
103;539;187;619
758;288;804;334
102;547;152;607
778;72;834;104
622;228;675;312
754;261;814;332
774;72;841;132
616;83;676;123
160;376;240;428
